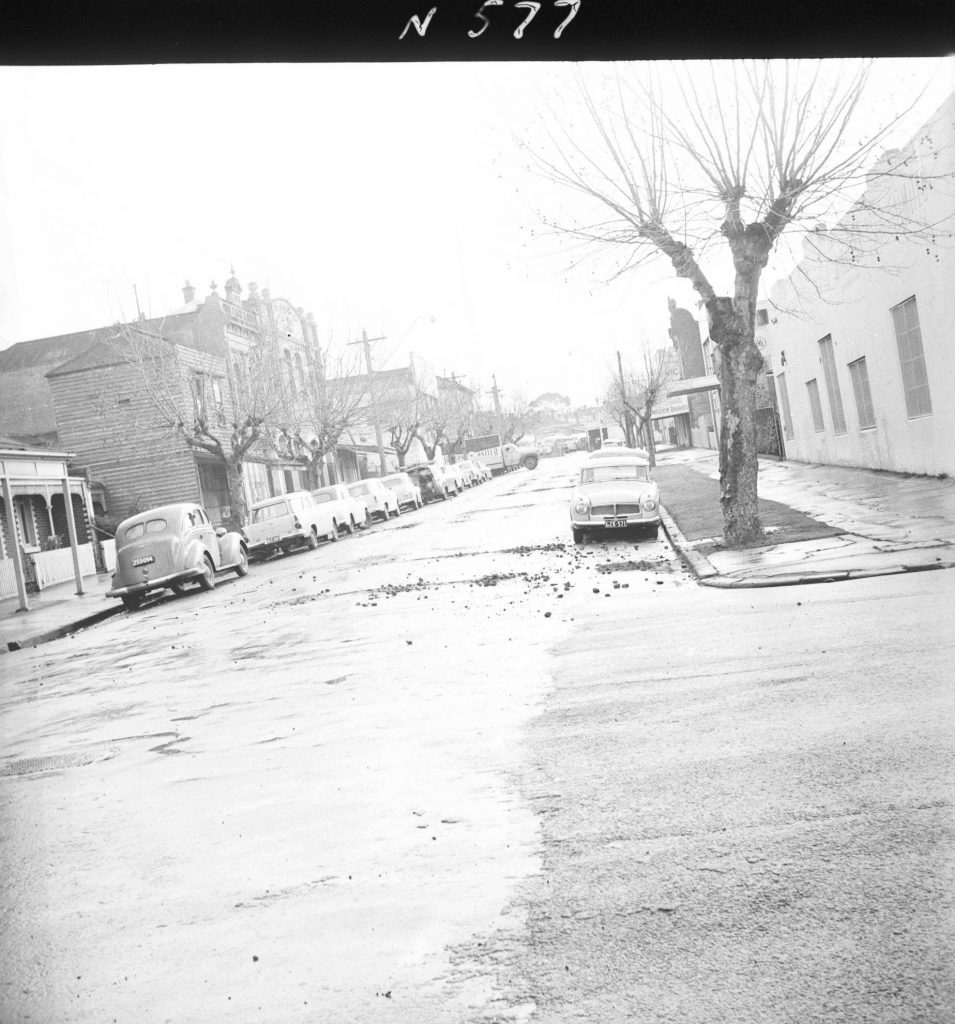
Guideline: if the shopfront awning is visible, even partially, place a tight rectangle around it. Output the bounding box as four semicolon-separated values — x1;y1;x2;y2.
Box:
667;374;720;397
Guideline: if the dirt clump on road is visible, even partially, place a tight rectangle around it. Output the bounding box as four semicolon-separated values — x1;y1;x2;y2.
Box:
597;559;672;574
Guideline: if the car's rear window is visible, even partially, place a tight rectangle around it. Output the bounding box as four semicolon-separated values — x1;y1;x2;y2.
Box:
312;492;334;504
124;517;167;541
580;465;650;484
350;484;368;496
251;501;290;523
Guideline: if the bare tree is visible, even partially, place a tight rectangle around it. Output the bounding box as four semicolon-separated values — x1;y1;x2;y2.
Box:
378;381;429;468
107;319;295;529
528;61;949;545
605;348;675;466
279;343;369;487
416;379;474;461
501;393;531;444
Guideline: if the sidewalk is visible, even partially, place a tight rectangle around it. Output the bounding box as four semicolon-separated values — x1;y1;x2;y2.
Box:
0;572;121;654
656;448;955;588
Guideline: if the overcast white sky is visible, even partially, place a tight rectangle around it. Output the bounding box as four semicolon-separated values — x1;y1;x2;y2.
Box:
0;58;951;407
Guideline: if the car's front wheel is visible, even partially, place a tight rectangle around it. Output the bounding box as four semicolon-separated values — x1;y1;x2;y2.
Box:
522;455;539;470
328;520;339;542
306;528;320;550
196;555;216;591
644;524;660;541
170;582;188;597
122;592;143;611
344;516;356;535
392;503;401;518
234;548;250;576
572;526;586;545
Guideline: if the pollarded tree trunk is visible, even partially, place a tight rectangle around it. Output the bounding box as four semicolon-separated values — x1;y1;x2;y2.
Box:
224;458;249;532
706;296;764;547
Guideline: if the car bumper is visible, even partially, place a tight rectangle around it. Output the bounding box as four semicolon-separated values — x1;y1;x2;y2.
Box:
570;512;661;529
108;568;201;598
248;532;307;553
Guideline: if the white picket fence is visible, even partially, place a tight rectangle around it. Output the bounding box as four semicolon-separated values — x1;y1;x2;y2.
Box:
0;541;113;600
101;538;117;573
31;543;98;590
0;558;16;600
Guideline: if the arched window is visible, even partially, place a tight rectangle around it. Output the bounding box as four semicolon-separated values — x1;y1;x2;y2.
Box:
294;352;306;390
283;349;293;386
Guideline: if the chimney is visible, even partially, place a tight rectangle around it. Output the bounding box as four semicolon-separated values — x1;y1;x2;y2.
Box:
182;280;196;304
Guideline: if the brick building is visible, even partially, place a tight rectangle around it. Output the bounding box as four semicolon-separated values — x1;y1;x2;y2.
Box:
1;275;323;526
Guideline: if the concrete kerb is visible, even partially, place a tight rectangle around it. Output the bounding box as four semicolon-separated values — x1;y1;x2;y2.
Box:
3;604;124;654
658;504;719;580
700;559;955;590
660;500;955;590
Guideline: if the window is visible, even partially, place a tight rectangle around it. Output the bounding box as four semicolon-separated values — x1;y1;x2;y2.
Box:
891;296;932;418
294;352;306;390
806;379;826;432
775;373;794;440
283;349;294;386
191;374;206;418
818;336;847;435
580;464;651;484
250;501;290;524
756;308;770;327
848;358;876;429
210;378;226;426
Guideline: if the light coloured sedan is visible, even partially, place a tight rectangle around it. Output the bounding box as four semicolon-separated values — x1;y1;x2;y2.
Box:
443;461;471;491
312;483;371;533
348;478;401;521
455;459;484;485
430;464;460;497
381;472;423;511
569;456;661;543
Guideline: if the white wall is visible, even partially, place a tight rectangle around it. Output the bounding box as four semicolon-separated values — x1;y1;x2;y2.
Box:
763;93;955;476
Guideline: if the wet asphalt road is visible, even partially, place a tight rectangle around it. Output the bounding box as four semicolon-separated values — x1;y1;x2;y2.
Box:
1;455;953;1023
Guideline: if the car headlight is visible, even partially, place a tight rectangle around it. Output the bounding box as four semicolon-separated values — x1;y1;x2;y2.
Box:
573;497;591;515
642;497;657;511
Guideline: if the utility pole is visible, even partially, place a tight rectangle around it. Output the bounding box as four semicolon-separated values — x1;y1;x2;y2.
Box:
490;374;503;438
616;349;634;447
348;328;388;476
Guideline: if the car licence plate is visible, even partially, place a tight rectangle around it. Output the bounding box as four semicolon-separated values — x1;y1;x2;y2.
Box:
132;555;155;566
605;517;628;528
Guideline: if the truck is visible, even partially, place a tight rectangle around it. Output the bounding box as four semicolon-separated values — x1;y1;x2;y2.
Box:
465;433;540;475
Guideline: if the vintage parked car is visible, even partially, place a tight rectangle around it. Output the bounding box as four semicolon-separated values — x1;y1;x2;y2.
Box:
430;463;461;497
381;472;423;511
444;461;471;491
569;456;661;543
311;483;371;533
107;503;249;611
453;459;483;486
406;464;451;503
348;478;400;521
243;490;338;561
